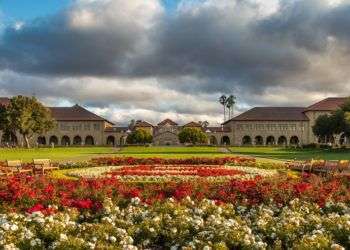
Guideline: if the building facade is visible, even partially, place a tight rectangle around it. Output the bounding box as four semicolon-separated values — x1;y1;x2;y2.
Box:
223;97;350;146
0;97;348;147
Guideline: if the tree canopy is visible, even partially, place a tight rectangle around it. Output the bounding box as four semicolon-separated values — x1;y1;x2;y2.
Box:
312;97;350;144
4;96;56;148
126;129;153;144
178;127;208;145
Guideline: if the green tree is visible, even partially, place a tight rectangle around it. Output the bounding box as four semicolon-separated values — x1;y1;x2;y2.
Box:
126;129;153;144
312;114;335;143
178;127;208;145
6;96;56;148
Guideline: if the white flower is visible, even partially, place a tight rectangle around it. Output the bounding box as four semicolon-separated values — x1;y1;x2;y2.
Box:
331;244;345;250
109;236;117;243
59;233;68;241
10;224;18;231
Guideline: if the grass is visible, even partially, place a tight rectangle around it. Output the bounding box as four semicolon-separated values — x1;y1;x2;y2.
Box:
0;147;118;163
229;147;350;160
1;146;350;163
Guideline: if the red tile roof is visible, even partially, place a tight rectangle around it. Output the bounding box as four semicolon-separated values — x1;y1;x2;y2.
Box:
135;120;154;127
158;118;178;126
224;107;308;123
305;97;349;112
183;121;202;127
0;97;10;107
49;105;114;124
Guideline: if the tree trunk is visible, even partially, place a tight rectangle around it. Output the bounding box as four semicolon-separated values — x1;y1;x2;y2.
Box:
223;106;226;122
23;134;30;148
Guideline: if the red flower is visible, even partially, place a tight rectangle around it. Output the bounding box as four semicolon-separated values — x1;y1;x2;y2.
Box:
27;204;45;213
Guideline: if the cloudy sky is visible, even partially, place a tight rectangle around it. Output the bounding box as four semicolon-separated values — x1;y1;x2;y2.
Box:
1;0;350;125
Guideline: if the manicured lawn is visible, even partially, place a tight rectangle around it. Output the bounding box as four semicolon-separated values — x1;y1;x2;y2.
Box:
2;146;349;163
0;147;118;162
115;146;232;158
230;147;350;160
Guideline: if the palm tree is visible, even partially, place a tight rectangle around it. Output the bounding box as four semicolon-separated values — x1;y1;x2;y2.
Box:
219;95;227;122
226;95;236;120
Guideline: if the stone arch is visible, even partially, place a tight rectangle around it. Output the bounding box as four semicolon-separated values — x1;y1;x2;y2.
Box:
107;136;115;146
290;136;300;146
1;131;18;146
37;136;46;145
61;136;71;146
49;136;58;146
242;135;252;146
85;135;95;146
221;136;230;145
254;136;264;146
73;135;82;145
278;136;287;146
266;136;276;146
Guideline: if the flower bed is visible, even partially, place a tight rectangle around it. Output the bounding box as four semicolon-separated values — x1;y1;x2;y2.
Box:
1;173;350;248
1;197;350;249
109;165;242;176
65;165;278;182
90;156;256;167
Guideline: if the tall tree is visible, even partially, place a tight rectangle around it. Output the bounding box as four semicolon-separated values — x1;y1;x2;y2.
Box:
219;95;227;122
226;95;236;120
6;96;56;148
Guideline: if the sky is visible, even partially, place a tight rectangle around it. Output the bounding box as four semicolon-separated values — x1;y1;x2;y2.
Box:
1;0;350;125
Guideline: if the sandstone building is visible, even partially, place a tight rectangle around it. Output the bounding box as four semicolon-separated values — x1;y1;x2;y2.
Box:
223;97;349;146
0;97;348;146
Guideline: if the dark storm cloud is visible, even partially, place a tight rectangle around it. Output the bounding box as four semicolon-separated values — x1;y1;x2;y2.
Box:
0;0;162;76
2;0;350;122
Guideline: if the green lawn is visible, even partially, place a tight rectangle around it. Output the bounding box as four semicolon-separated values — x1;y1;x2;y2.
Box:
0;147;118;162
1;146;350;163
115;146;232;158
229;147;350;160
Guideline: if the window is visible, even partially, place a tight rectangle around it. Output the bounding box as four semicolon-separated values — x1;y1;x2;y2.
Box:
72;124;82;131
60;124;70;131
84;124;91;131
94;123;101;131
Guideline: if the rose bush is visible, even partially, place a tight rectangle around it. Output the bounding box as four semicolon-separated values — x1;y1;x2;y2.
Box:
1;174;350;213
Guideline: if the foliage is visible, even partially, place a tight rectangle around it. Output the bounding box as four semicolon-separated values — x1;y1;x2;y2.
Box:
312;97;350;144
5;96;56;148
312;114;336;143
126;129;153;144
178;128;207;144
